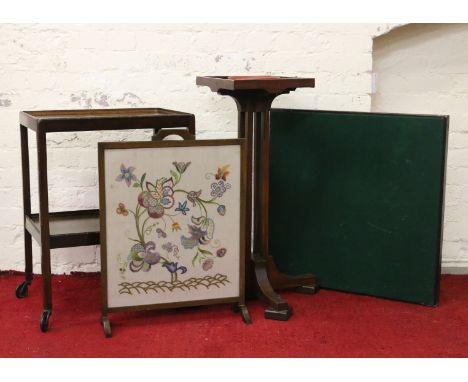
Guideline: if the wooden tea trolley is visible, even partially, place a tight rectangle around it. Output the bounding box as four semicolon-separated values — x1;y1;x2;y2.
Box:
17;108;195;332
196;76;318;320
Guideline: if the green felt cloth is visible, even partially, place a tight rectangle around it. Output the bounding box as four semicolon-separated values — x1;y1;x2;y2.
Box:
270;109;448;306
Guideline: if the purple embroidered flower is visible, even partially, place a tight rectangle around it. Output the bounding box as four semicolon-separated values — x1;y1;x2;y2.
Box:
187;190;202;207
217;205;226;216
163;262;187;274
216;248;227;258
127;241;161;272
210;180;228;198
202;258;214;271
116;164;137;187
162;242;180;259
162;242;173;252
188;224;206;240
180;224;208;249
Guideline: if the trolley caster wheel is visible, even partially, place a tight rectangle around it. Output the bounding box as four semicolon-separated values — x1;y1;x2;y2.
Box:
15;281;30;299
40;310;51;333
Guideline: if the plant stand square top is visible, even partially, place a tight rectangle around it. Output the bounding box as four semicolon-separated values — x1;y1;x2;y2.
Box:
196;76;315;95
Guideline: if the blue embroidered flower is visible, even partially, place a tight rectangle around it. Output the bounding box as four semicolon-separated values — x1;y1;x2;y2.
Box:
175;201;190;215
163;262;187;275
115;164;137;187
217;205;226;216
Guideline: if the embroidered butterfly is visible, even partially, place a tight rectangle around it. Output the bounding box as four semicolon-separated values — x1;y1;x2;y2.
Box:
175;201;190;215
215;165;230;181
116;202;128;216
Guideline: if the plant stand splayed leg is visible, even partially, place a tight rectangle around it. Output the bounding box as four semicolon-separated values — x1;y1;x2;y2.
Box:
196;76;318;321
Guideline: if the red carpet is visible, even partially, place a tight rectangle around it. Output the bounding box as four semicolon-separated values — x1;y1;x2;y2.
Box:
1;272;467;357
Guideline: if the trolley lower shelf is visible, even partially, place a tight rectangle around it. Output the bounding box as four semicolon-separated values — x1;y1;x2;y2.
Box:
25;209;100;249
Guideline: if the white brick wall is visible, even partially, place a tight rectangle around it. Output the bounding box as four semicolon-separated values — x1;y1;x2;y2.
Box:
1;23;404;274
372;24;468;273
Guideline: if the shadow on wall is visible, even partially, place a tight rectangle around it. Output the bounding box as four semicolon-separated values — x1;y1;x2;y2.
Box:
371;23;468;273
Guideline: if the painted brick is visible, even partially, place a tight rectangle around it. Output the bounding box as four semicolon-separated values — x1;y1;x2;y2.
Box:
373;24;468;271
2;23;438;275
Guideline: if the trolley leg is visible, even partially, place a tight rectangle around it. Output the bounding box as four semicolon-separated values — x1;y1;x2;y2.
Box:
37;131;53;332
16;125;33;299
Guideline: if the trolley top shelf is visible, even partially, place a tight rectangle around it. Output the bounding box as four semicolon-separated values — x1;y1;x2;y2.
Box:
20;108;195;133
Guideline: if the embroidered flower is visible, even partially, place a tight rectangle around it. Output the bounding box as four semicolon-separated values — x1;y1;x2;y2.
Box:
138;177;175;219
162;242;180;259
175;201;190;215
181;224;209;249
211;180;228;198
116;164;137;187
116;202;128;216
173;161;191;174
217;205;226;216
127;241;161;272
163;262;187;275
162;242;173;252
156;228;167;238
215;165;230;181
187;190;202;207
216;248;227;258
202;258;214;271
171;222;181;232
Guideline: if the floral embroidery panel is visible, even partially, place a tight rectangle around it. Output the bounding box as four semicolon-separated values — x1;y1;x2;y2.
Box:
104;144;242;308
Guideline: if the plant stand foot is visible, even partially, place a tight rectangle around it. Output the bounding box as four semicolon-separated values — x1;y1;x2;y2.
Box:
40;309;51;333
296;285;319;295
101;316;112;338
15;280;31;299
264;306;292;321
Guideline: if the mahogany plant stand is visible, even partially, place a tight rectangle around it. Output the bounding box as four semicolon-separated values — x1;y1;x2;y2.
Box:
196;76;318;320
17;108;195;332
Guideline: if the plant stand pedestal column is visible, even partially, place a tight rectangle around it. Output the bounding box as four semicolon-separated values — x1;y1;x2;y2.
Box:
196;76;318;320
